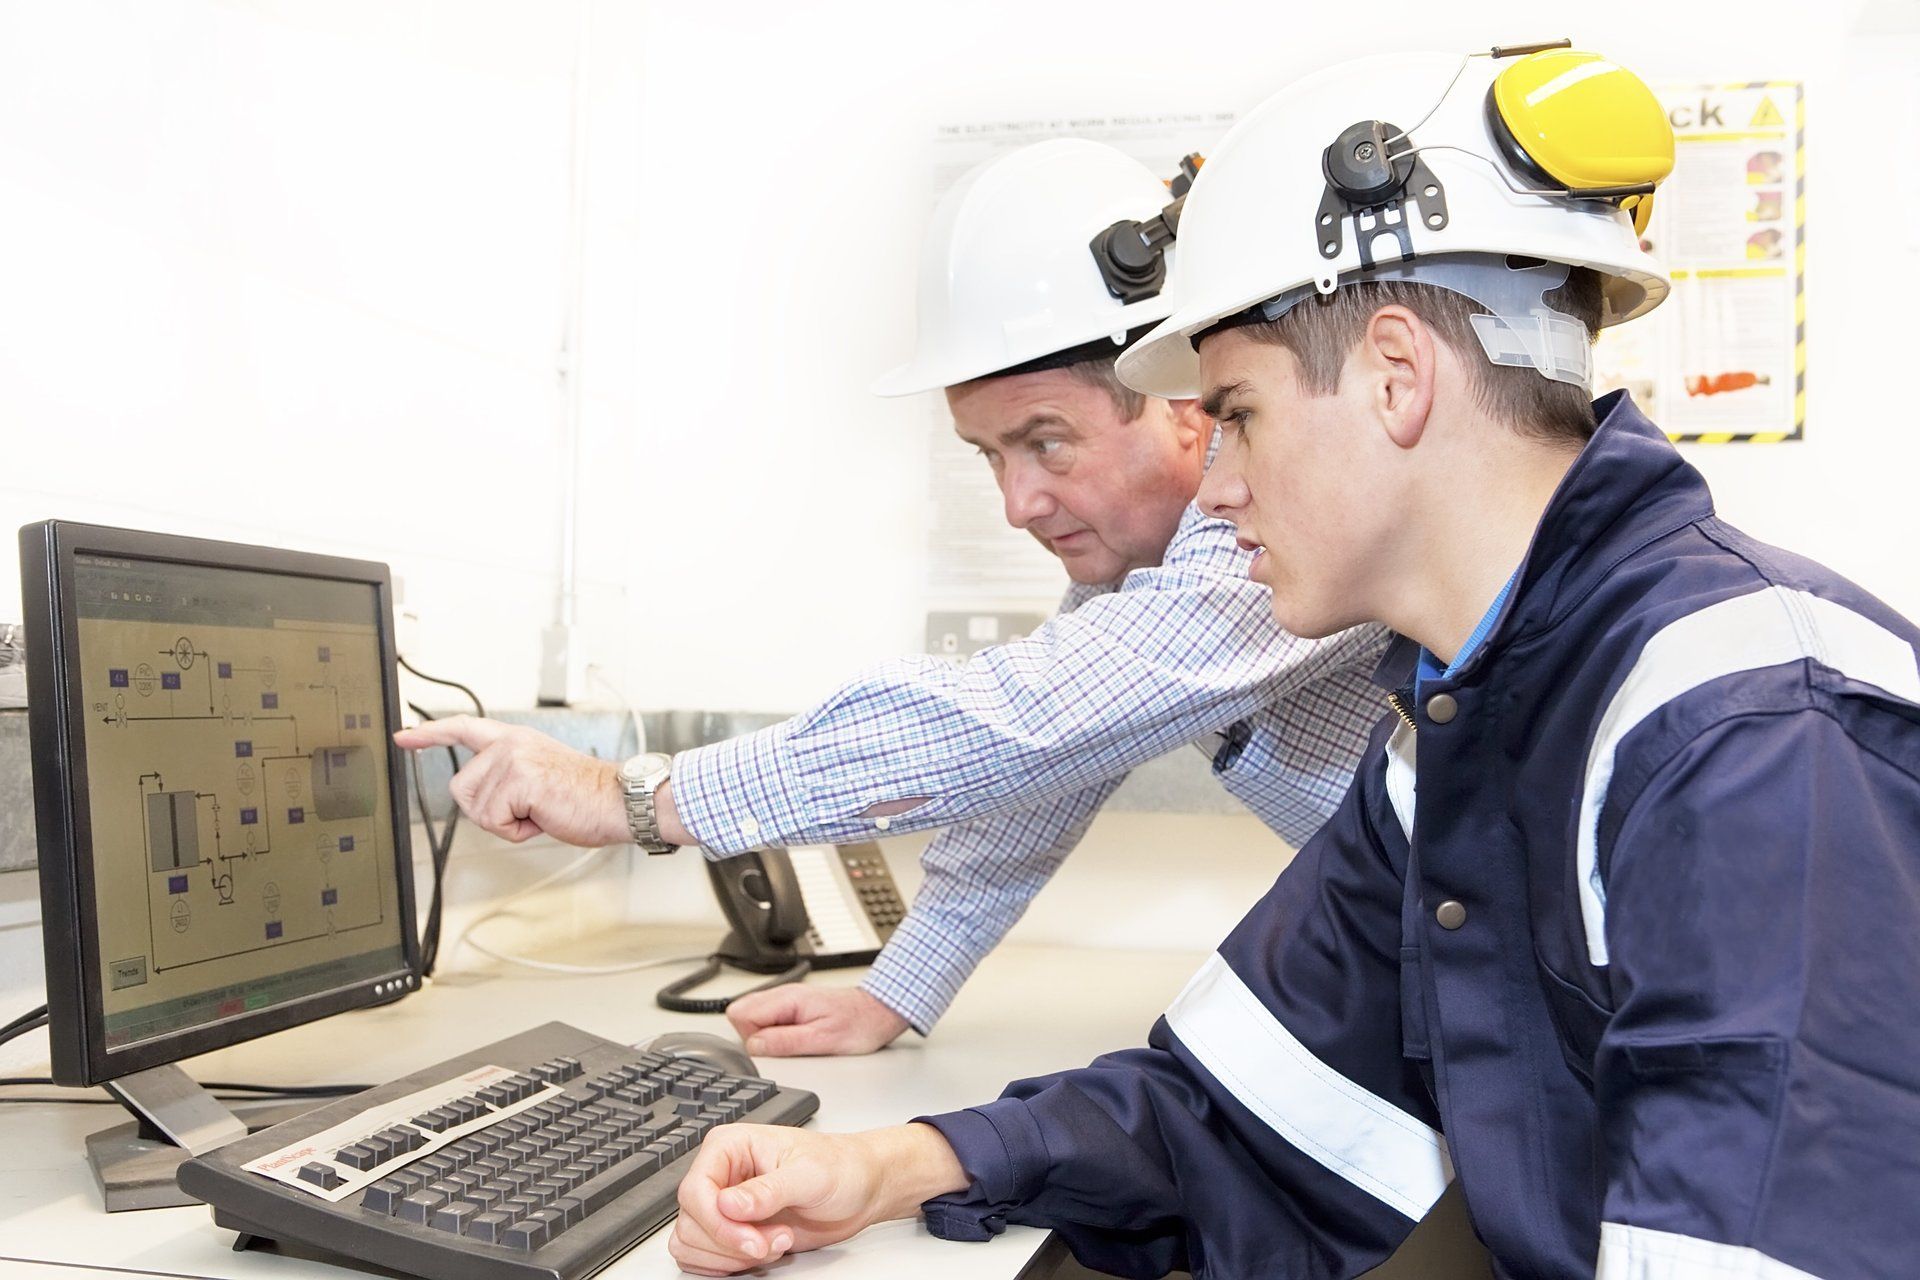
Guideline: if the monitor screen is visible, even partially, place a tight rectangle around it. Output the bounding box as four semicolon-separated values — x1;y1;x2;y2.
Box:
23;523;418;1085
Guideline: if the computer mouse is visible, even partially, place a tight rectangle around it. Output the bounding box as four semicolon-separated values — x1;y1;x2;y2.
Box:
640;1030;758;1078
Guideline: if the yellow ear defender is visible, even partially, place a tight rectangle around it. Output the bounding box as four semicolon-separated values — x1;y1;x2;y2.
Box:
1485;48;1675;236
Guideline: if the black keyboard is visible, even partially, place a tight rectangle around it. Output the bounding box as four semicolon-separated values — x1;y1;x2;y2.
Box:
178;1021;818;1280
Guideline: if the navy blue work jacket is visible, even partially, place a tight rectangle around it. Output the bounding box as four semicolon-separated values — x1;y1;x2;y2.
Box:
918;392;1920;1280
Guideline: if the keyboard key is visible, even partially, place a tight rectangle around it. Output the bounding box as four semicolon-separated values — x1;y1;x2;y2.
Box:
335;1143;380;1171
360;1180;407;1214
378;1125;423;1154
502;1217;549;1250
667;1079;703;1101
412;1111;451;1133
502;1194;543;1220
432;1201;480;1233
296;1162;343;1190
576;1149;662;1214
465;1185;505;1212
552;1196;585;1228
398;1189;448;1223
527;1206;569;1239
465;1210;515;1244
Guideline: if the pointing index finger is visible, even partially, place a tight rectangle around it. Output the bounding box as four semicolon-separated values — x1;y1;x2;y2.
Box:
391;714;503;753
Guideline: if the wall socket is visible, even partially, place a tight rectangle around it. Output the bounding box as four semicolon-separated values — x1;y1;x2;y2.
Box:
924;610;1050;662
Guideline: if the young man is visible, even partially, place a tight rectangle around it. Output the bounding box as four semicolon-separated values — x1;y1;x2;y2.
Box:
667;49;1920;1279
396;140;1385;1053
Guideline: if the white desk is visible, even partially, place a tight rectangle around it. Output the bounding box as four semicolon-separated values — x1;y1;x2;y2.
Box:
0;929;1211;1279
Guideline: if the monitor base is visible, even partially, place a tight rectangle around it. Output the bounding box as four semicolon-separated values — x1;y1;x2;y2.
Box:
86;1099;313;1213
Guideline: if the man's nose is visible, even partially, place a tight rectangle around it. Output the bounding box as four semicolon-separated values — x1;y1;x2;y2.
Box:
1196;448;1249;523
1000;465;1056;530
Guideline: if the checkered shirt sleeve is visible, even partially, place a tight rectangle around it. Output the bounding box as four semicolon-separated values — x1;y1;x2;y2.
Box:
671;502;1387;1029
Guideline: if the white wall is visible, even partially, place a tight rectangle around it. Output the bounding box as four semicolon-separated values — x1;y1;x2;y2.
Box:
0;0;646;707
4;0;1914;717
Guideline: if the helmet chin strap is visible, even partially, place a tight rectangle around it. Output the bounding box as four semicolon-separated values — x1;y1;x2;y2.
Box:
1249;254;1593;388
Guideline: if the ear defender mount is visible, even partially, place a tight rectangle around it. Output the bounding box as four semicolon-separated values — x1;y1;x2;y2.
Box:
1090;153;1205;304
1314;119;1451;280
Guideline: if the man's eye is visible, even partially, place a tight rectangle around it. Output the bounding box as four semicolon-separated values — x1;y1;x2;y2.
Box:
1033;438;1061;456
1216;410;1249;435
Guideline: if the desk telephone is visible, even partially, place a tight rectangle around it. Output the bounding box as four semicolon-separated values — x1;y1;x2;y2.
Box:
655;844;906;1013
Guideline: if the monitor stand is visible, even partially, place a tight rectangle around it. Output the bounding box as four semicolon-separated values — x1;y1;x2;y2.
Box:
88;1063;304;1212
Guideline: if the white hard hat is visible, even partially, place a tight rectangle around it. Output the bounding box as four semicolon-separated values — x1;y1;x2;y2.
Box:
872;139;1185;397
1118;48;1673;399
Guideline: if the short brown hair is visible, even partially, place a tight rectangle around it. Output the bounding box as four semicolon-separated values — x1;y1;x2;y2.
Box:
1237;266;1603;444
1062;355;1147;422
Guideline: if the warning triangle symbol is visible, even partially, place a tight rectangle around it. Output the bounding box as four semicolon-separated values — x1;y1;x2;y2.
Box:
1750;96;1784;128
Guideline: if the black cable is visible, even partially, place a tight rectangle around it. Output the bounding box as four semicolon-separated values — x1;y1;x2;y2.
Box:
0;1075;368;1094
396;654;484;978
0;1010;48;1049
397;654;487;719
2;1002;48;1031
405;701;462;976
0;1075;370;1106
655;955;812;1015
198;1080;372;1095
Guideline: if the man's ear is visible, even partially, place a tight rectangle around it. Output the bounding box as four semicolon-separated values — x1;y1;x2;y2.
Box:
1359;305;1436;451
1166;397;1211;449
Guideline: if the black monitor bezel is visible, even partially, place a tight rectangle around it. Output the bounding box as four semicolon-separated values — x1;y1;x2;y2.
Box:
21;520;421;1087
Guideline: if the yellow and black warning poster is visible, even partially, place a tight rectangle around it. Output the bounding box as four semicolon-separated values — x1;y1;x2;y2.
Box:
1594;81;1806;443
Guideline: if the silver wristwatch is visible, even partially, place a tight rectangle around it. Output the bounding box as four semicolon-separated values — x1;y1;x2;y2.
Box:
618;752;677;855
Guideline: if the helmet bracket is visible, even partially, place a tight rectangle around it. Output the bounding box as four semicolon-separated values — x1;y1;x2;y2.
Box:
1314;119;1450;286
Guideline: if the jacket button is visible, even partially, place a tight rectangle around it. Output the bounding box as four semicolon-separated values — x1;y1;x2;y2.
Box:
1435;900;1467;930
1425;693;1458;724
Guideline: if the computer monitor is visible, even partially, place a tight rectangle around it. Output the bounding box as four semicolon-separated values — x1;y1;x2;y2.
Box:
19;520;419;1207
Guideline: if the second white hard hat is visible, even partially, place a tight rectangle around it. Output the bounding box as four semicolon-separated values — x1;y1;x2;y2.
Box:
872;139;1182;397
1117;49;1672;399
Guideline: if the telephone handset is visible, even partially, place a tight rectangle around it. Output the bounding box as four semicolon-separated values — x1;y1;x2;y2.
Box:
706;846;812;973
654;844;907;1014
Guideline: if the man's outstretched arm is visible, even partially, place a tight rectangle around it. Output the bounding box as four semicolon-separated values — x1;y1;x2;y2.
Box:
682;751;1451;1278
669;1123;966;1274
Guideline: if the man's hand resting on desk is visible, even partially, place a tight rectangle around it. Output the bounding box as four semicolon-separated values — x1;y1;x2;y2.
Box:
727;986;910;1056
670;1123;968;1275
392;716;693;847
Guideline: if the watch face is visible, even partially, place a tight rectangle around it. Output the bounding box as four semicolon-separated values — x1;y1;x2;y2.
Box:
623;752;670;783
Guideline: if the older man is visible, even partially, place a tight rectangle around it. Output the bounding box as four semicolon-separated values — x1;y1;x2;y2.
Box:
397;139;1385;1055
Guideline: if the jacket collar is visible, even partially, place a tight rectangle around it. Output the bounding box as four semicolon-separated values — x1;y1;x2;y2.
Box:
1371;392;1714;692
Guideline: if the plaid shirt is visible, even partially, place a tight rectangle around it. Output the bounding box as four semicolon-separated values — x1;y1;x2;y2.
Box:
673;501;1389;1032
